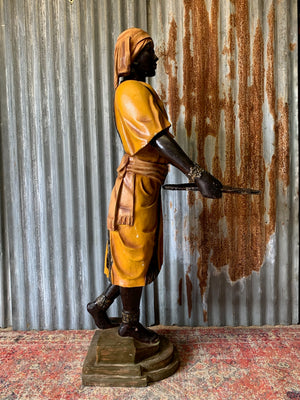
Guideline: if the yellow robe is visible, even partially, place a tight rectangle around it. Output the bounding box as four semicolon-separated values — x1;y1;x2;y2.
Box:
104;80;171;287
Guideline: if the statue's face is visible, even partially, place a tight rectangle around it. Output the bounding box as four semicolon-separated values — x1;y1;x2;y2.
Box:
133;42;158;78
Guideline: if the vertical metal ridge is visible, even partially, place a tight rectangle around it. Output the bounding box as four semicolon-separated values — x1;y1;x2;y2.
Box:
0;0;12;328
288;0;299;325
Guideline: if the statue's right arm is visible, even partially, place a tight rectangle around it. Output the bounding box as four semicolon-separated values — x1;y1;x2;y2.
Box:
150;130;222;199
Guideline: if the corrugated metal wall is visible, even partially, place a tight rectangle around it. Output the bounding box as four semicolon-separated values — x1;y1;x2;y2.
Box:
0;0;298;330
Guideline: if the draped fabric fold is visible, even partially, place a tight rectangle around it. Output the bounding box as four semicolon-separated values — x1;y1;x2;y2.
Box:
107;154;169;231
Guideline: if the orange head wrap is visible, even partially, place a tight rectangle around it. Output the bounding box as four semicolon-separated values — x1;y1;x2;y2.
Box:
114;28;153;89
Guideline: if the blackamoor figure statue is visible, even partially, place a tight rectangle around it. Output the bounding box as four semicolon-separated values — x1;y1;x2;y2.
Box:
86;28;223;344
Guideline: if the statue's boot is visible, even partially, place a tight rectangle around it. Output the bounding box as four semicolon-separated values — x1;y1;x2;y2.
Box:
118;287;159;344
87;284;120;329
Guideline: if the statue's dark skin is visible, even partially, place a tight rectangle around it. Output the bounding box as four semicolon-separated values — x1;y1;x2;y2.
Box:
87;41;222;343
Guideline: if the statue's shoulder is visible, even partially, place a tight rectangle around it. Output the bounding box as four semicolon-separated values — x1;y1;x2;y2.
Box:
115;81;156;110
116;80;153;96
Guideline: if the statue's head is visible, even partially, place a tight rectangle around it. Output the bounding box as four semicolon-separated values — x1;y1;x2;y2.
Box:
114;28;158;88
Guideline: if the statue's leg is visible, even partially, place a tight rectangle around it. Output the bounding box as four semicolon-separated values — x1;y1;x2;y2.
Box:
118;286;159;344
87;284;120;329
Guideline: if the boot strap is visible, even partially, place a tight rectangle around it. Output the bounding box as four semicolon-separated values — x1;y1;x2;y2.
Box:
95;294;113;310
121;310;139;325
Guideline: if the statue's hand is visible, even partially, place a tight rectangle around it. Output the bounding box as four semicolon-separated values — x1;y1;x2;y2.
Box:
195;171;222;199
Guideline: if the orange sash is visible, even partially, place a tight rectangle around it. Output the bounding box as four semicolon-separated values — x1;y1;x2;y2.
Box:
107;154;168;231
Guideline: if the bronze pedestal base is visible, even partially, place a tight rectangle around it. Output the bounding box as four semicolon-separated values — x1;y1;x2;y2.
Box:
82;327;179;387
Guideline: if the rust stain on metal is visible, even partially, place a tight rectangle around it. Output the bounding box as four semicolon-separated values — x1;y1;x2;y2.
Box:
265;2;277;238
185;231;198;255
162;0;290;297
276;99;290;187
185;272;193;318
161;17;181;136
266;3;276;120
187;190;196;207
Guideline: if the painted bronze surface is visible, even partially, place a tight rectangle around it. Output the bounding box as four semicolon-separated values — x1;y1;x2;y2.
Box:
82;328;179;387
87;27;223;349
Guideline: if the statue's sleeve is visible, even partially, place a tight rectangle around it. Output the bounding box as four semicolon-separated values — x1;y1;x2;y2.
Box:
114;81;171;155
